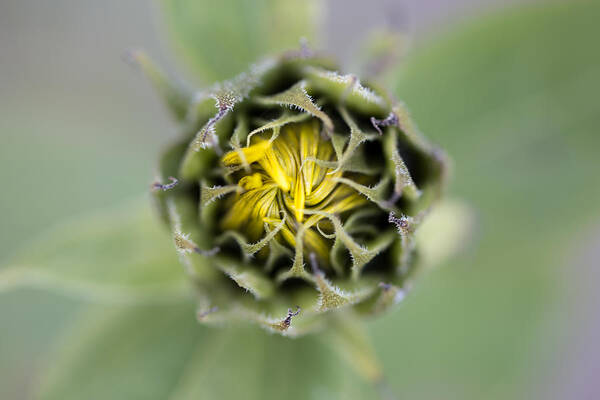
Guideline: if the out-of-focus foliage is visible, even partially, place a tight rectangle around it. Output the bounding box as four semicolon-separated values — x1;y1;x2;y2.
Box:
160;0;320;82
1;202;188;303
371;1;600;397
36;304;374;400
2;1;600;399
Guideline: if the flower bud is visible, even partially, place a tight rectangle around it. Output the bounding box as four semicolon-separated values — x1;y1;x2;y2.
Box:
142;47;447;336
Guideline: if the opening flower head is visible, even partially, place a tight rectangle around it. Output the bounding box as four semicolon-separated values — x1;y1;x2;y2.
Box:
143;48;447;335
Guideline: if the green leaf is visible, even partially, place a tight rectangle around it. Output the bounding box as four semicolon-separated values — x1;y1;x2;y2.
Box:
369;1;600;398
161;0;321;82
36;304;202;400
0;199;189;304
35;304;375;400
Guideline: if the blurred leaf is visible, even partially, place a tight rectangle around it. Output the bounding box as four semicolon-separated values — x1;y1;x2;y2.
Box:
368;1;600;398
0;199;189;304
354;28;410;86
36;304;201;400
36;304;374;400
0;290;81;400
160;0;321;82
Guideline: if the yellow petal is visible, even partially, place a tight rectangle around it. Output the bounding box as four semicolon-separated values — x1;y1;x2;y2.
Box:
259;146;291;192
292;174;306;222
238;173;263;190
222;140;270;166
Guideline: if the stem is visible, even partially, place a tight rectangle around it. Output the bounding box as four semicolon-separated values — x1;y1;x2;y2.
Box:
323;311;399;400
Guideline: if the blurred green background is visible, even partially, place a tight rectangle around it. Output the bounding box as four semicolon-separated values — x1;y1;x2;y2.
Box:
1;1;599;399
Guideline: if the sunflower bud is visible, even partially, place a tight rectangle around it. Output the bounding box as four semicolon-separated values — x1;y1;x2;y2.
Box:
141;48;447;336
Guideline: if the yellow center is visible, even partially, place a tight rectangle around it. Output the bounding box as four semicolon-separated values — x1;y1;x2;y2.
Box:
220;119;367;261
